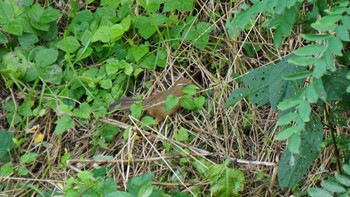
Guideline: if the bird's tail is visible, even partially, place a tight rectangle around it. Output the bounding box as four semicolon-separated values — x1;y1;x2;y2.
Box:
109;97;139;111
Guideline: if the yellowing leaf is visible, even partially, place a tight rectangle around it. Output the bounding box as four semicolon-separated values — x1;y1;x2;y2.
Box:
34;133;44;143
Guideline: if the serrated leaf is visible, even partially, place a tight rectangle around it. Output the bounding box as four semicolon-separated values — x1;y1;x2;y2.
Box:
54;115;74;135
165;94;179;111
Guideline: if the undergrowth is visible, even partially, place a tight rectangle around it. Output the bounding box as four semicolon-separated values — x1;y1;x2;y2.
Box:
0;0;349;196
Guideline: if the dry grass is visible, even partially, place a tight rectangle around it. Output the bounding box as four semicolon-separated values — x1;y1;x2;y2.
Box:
0;0;340;196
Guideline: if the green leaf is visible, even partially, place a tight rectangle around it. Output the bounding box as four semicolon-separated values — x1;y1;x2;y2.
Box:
1;51;28;79
343;164;350;175
141;116;157;126
35;49;58;66
313;61;327;78
293;45;326;56
128;45;149;62
335;173;350;186
306;85;319;103
73;103;92;119
180;95;195;110
55;36;80;53
194;96;205;109
17;165;28;176
282;70;313;80
0;163;14;176
139;0;163;12
207;159;245;196
224;88;251;108
277;98;300;111
278;115;323;189
181;84;197;95
20;152;38;164
0;32;8;44
288;56;319;66
36;64;63;84
163;0;194;12
127;173;154;196
0;131;14;163
41;7;61;23
321;180;346;193
276;112;298;125
174;127;190;142
165;94;179;112
288;134;301;154
100;79;112;89
130;102;142;119
336;25;350;41
308;188;333;197
311;15;343;31
298;100;311;122
276;126;298;140
328;36;343;56
3;19;23;35
54;115;74;135
91;26;110;43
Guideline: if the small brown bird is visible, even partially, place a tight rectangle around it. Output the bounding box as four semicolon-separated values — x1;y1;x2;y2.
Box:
110;78;193;122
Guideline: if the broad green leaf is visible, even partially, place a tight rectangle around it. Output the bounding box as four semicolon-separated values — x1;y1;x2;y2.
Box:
139;0;163;12
163;0;194;12
288;56;319;66
293;45;326;56
269;55;306;109
141;116;157;126
322;70;350;101
100;79;112;89
54;115;74;135
1;51;28;79
0;32;8;44
3;19;23;35
312;78;327;101
20;152;38;164
35;49;58;66
165;94;179;111
224;88;251;108
321;180;346;193
55;36;80;53
127;173;154;196
306;85;318;103
37;64;63;84
17;166;28;176
130;102;142;119
181;84;197;95
308;188;333;197
128;45;149;62
109;24;124;41
283;70;313;80
278;115;323;189
335;173;350;186
91;26;110;43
